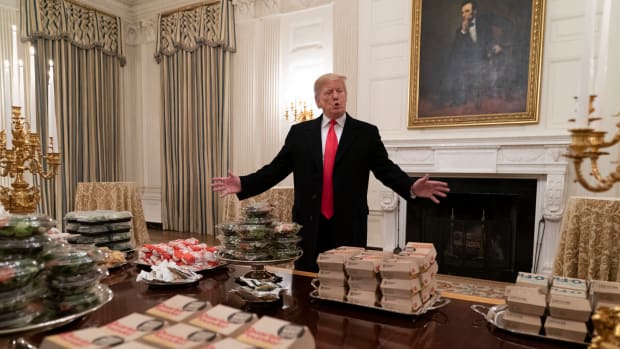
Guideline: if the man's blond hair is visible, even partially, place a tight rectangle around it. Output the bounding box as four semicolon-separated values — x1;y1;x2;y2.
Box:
314;73;347;97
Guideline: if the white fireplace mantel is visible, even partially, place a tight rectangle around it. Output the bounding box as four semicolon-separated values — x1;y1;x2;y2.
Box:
377;134;571;275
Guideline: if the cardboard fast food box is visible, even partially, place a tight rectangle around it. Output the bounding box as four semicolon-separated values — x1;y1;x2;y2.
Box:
188;304;258;337
344;255;384;279
146;295;211;322
548;294;592;322
381;293;423;313
403;242;437;262
316;248;362;272
502;310;542;335
515;272;549;294
102;313;168;342
41;327;128;349
591;279;620;303
346;289;378;307
379;258;421;279
141;322;220;349
419;262;438;288
317;284;347;301
506;290;547;316
551;276;587;293
347;276;380;292
380;277;422;298
237;316;315;349
317;269;347;287
549;286;587;299
544;316;587;342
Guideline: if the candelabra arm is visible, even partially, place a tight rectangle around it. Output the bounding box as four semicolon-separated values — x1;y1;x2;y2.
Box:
38;152;61;180
598;132;620;149
38;166;59;180
572;157;616;192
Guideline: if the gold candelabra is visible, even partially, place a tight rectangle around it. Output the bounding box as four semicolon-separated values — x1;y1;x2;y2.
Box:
0;106;61;214
566;95;620;192
589;306;620;349
284;101;314;123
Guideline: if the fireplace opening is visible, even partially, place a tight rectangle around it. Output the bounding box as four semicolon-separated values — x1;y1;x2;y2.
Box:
406;177;537;282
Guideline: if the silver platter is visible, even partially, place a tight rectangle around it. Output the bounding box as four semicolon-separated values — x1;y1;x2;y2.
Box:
310;278;450;316
215;250;302;280
215;250;302;266
0;283;113;336
471;303;590;346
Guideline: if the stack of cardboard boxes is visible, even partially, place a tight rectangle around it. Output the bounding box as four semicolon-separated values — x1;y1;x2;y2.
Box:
504;272;620;343
315;242;439;314
41;295;314;349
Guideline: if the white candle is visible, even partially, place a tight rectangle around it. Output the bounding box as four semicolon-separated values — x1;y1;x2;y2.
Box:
11;24;18;107
29;46;36;132
576;1;596;128
3;60;12;148
18;59;24;109
47;60;58;152
594;0;611;99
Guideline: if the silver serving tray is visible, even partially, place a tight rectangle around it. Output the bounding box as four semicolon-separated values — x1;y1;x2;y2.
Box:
135;261;228;273
141;274;203;288
471;303;590;346
309;278;450;316
0;283;113;336
215;250;302;266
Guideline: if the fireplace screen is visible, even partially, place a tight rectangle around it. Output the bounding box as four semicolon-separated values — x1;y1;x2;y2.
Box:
406;178;536;282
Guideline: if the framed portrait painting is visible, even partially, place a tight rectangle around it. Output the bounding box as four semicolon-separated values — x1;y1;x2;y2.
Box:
408;0;546;128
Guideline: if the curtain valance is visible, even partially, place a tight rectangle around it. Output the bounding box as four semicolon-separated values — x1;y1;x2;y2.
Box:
21;0;126;66
154;0;236;63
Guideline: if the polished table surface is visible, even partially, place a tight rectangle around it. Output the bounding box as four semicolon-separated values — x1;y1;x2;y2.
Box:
1;265;584;349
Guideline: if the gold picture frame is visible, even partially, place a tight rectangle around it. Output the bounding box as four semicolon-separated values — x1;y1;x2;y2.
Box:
408;0;546;128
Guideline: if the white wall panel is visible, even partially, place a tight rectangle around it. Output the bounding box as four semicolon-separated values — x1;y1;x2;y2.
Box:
368;77;407;131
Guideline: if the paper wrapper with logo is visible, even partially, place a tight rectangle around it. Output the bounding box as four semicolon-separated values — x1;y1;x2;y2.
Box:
188;304;257;337
146;295;211;322
236;316;315;349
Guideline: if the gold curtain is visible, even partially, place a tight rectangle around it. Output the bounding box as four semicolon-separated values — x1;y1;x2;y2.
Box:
21;0;126;222
155;0;235;234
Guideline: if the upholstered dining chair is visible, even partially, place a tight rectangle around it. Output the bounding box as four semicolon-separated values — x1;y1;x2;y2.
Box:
552;196;620;281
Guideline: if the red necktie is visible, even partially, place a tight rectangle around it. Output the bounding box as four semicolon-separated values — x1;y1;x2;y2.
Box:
321;120;338;219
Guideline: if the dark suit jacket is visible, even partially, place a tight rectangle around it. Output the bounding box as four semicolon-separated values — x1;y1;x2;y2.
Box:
237;114;414;270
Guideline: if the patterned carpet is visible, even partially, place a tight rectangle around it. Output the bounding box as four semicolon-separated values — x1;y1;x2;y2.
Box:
436;274;508;304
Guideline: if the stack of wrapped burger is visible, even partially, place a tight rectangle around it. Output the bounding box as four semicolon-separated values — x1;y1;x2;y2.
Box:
504;272;591;342
345;250;391;307
503;272;549;335
379;242;438;313
315;242;439;313
65;210;134;252
316;246;365;301
545;276;590;342
590;279;620;310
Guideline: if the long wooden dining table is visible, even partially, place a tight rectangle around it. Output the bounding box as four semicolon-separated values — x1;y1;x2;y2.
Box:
0;264;585;349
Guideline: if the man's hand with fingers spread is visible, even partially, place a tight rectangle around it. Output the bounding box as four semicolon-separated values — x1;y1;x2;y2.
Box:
211;170;241;197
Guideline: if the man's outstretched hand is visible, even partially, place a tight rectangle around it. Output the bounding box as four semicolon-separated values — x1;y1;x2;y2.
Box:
211;170;241;197
412;175;450;204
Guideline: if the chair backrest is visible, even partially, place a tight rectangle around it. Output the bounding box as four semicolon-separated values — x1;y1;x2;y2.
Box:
221;187;294;222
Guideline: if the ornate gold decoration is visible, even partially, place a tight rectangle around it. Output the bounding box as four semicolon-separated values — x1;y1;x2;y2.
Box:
284;101;314;123
565;95;620;192
0;106;61;214
589;306;620;349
